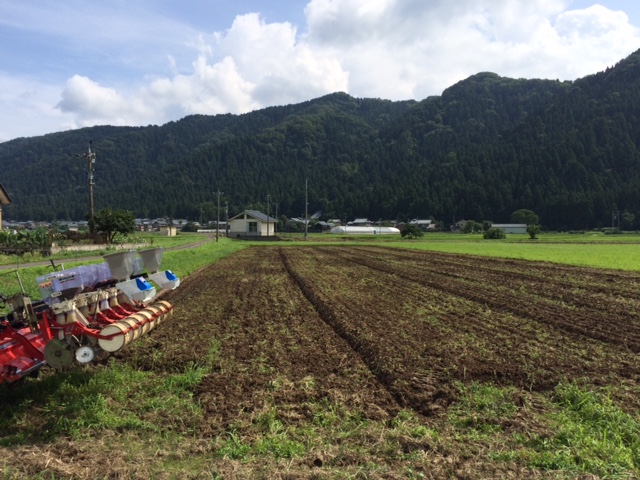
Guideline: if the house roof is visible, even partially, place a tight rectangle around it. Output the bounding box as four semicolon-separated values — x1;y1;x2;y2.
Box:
229;210;278;222
0;183;12;205
410;219;432;225
492;224;527;228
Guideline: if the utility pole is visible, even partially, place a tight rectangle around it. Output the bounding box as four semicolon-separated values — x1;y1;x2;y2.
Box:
274;201;279;233
225;201;229;237
304;178;308;241
266;194;271;237
612;211;620;230
70;141;96;236
215;190;223;242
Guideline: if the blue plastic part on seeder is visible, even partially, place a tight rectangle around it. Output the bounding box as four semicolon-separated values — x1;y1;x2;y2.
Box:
165;270;177;281
135;277;153;291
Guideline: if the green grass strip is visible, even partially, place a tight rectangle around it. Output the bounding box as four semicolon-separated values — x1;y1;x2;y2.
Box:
525;383;639;478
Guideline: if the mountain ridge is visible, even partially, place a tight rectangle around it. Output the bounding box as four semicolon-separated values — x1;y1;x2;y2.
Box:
2;49;640;230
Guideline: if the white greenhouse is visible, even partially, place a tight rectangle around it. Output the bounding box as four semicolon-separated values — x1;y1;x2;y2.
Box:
330;226;401;235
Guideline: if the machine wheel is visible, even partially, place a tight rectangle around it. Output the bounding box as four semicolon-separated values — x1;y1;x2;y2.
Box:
44;339;75;369
75;346;95;364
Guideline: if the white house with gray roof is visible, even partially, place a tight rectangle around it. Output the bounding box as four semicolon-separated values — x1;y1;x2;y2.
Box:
229;210;278;237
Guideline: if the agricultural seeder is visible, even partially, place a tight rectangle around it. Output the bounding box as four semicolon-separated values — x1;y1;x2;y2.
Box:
0;247;180;385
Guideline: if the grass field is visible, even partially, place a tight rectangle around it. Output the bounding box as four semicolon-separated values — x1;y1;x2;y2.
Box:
282;231;640;270
390;241;640;270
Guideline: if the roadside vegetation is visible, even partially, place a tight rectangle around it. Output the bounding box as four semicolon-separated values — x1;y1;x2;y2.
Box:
0;234;244;315
0;231;208;266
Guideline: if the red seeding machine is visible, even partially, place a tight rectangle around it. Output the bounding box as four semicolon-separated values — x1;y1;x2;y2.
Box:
0;247;180;385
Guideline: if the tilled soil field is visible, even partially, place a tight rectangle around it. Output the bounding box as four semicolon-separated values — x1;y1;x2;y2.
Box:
4;245;640;479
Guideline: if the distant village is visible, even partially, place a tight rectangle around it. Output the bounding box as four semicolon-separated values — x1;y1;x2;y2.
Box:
2;218;191;234
1;215;446;236
1;214;531;237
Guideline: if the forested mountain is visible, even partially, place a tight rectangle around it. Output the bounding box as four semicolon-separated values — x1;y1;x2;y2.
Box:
2;48;640;230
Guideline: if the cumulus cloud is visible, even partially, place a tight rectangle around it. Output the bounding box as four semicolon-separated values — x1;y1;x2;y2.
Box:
145;56;258;116
57;75;156;129
303;0;640;99
52;12;349;132
213;13;348;106
141;13;348;117
2;1;640;141
0;74;70;142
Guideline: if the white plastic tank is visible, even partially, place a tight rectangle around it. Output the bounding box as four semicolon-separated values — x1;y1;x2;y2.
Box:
116;277;156;303
103;251;136;281
138;247;164;273
149;270;180;290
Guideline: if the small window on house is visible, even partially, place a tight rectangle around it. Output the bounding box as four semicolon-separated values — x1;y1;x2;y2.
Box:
248;221;258;232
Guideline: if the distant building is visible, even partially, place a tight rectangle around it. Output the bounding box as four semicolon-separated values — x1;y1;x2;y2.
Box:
229;210;278;237
159;225;178;236
330;225;400;235
450;220;469;233
492;223;527;234
310;221;333;232
285;217;307;231
409;219;435;231
0;183;12;230
349;218;371;226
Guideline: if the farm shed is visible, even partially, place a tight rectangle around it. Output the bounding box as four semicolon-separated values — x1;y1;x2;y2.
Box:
0;183;12;230
492;223;527;234
159;225;178;236
409;219;435;231
229;210;277;237
349;218;371;226
310;221;333;232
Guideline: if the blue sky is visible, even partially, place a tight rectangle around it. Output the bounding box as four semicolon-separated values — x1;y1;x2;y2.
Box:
1;0;639;142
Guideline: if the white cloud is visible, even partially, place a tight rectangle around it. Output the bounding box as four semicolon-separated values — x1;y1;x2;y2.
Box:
0;74;70;142
550;5;639;76
2;1;640;141
57;75;155;129
54;12;350;129
214;13;348;106
145;56;258;116
303;0;640;99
